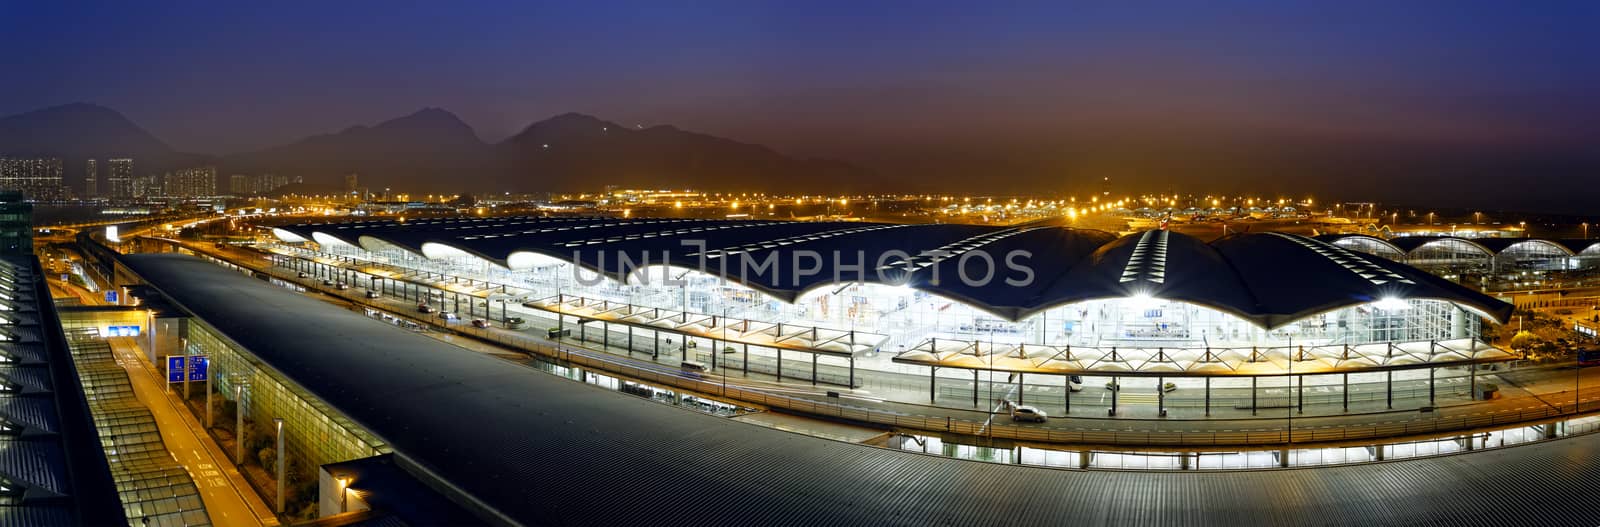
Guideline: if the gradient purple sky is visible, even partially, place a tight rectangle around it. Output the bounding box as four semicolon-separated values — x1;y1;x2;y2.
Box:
3;1;1597;208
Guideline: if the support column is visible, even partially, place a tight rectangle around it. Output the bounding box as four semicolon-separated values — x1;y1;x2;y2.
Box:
811;353;818;386
1343;373;1349;412
777;348;783;380
1470;365;1477;400
849;357;856;388
973;370;980;407
1157;376;1165;417
1018;373;1025;405
1428;367;1436;405
930;367;937;402
1296;375;1303;414
1251;377;1258;416
1064;374;1071;414
742;343;749;375
1387;371;1394;409
1110;376;1119;416
1204;377;1211;416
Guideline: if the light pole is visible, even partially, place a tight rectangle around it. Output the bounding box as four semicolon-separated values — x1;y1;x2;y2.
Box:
338;476;351;513
233;380;245;463
274;417;285;514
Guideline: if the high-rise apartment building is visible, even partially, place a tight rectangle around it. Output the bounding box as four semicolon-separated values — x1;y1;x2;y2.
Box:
166;166;217;198
227;173;293;196
106;158;134;199
131;174;161;199
345;173;359;194
85;159;99;198
0;157;69;200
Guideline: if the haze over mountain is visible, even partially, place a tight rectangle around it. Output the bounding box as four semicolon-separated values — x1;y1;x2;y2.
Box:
0;103;871;194
494;113;867;194
222;108;494;191
0;103;211;176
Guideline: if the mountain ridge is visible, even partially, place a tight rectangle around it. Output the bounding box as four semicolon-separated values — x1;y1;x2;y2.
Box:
0;103;869;193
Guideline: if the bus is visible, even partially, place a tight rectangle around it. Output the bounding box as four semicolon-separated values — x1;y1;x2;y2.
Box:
1579;346;1600;366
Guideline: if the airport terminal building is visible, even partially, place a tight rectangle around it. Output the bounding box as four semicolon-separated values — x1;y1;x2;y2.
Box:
268;216;1517;415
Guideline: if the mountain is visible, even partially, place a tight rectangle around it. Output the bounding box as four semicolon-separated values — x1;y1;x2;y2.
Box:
0;103;214;191
222;108;492;191
0;103;173;157
0;103;871;194
494;113;870;192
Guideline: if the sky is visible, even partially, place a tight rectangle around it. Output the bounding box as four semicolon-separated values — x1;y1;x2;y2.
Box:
3;1;1598;209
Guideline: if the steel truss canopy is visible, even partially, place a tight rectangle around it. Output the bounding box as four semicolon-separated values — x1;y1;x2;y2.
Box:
525;294;888;358
275;217;1513;327
893;336;1516;377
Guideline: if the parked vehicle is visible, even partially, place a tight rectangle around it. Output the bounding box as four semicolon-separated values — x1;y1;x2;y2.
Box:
297;272;309;278
471;319;490;328
504;317;529;329
336;282;350;290
322;279;335;286
441;312;460;322
365;290;381;299
417;304;436;314
1010;405;1048;422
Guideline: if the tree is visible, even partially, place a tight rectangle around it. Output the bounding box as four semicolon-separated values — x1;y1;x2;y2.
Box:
257;447;276;472
1510;331;1539;351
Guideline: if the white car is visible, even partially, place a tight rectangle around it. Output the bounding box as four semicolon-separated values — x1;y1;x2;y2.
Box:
1010;405;1047;423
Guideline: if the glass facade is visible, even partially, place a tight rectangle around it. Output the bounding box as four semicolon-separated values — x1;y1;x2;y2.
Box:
186;322;389;474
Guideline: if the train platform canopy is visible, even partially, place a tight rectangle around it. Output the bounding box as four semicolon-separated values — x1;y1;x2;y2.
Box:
275;217;1514;327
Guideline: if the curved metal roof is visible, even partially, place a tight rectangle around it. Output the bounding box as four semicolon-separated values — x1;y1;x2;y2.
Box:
117;253;1600;527
1319;234;1599;257
277;217;1513;326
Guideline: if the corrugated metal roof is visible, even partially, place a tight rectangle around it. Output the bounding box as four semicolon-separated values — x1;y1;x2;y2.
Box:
0;396;58;434
0;440;67;496
123;253;1600;526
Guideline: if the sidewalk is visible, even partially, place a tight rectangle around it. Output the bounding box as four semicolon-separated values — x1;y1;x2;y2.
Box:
108;337;280;526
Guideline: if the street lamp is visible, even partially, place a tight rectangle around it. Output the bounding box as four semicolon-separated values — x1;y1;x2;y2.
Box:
338;476;351;513
233;380;245;463
274;417;285;514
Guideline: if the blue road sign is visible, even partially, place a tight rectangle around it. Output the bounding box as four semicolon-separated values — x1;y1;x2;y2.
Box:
106;325;140;337
167;356;185;382
166;355;209;382
105;290;119;303
189;356;208;381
